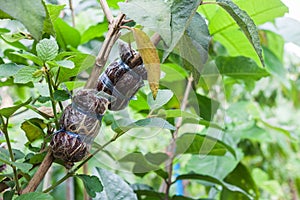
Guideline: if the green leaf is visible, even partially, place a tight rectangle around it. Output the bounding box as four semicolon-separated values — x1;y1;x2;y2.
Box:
44;4;66;36
3;190;15;200
0;63;23;78
96;167;138;200
221;163;258;200
54;18;81;50
216;0;264;66
185;12;210;64
53;90;70;101
163;0;202;60
21;118;46;142
119;152;168;178
15;192;54;200
77;174;103;198
147;89;173;110
81;22;108;44
14;66;40;84
176;172;253;199
263;47;289;87
12;149;25;160
216;56;269;80
0;98;31;118
112;117;176;135
236;0;288;25
0;0;46;40
0;150;32;173
55;60;75;69
11;52;43;66
119;0;171;45
261;30;284;62
175;133;236;157
1;32;26;43
36;39;59;62
54;52;95;82
199;94;220;121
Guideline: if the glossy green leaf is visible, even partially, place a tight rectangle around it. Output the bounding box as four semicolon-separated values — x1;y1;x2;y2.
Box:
95;167;138;200
77;174;103;198
163;0;201;60
216;0;264;66
0;98;31;118
119;0;171;45
54;18;81;50
0;0;46;40
147;89;173;110
221;163;258;200
0;63;23;78
111;117;176;135
11;52;43;66
15;192;54;200
175;133;236;157
216;56;269;80
36;39;59;62
21;118;46;142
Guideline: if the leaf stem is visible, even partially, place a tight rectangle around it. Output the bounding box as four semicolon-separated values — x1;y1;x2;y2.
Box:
45;67;60;130
1;117;21;193
164;74;193;200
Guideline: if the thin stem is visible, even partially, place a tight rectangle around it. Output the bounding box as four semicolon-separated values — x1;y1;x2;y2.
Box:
99;0;114;24
68;0;75;27
1;117;21;193
45;67;60;130
164;74;193;200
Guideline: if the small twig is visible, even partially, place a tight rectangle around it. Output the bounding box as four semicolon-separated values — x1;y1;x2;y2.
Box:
99;0;114;24
69;0;76;27
164;74;194;200
1;117;21;193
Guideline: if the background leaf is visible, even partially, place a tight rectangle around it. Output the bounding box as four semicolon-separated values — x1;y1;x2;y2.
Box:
95;168;138;200
215;56;269;80
147;89;173;110
0;0;46;40
119;0;171;45
77;174;103;198
15;192;54;200
175;133;236;157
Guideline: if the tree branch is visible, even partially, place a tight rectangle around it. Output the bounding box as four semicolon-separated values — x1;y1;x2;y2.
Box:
164;74;193;200
21;151;54;194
